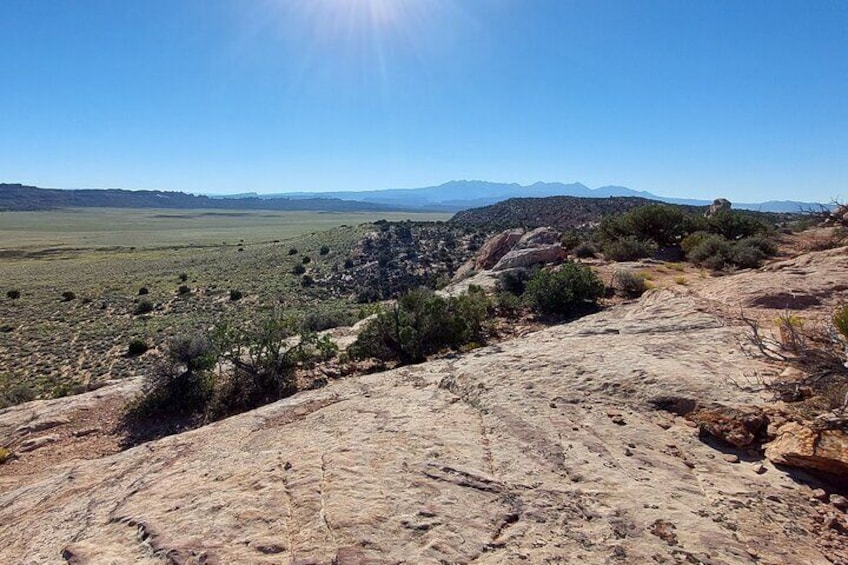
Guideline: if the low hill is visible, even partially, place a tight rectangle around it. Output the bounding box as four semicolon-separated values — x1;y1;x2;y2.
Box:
449;196;684;230
0;184;399;213
450;195;798;231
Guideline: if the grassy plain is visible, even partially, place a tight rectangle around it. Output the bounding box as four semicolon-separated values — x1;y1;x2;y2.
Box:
0;208;450;399
0;208;449;251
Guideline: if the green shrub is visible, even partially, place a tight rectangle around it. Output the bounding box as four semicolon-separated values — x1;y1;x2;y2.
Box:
343;258;355;269
599;205;692;248
686;234;732;270
134;299;154;315
319;245;330;256
127;338;149;356
61;291;76;302
6;290;20;300
349;288;491;364
128;334;216;418
706;210;767;240
736;235;778;257
729;241;766;269
301;275;315;287
681;231;713;255
833;304;848;342
0;376;36;409
303;308;358;332
229;289;243;301
523;262;604;317
572;242;598;258
177;285;191;295
302;256;312;264
497;268;533;296
602;237;656;262
210;314;310;418
496;291;523;318
560;231;582;251
612;269;648;298
178;273;188;282
138;287;149;296
292;263;306;275
288;248;298;255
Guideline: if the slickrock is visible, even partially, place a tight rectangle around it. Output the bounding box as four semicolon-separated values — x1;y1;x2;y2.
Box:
491;244;567;271
1;291;843;564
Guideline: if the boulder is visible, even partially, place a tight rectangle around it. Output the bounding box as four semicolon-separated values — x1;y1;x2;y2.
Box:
516;227;560;249
491;245;567;271
687;405;767;448
705;198;732;217
474;229;524;270
765;422;848;475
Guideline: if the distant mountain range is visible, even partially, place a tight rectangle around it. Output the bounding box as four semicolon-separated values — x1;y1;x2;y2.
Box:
0;181;826;214
0;184;400;213
225;180;826;213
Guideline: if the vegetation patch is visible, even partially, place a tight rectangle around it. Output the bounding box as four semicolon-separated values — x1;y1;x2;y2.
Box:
523;262;604;317
349;288;491;364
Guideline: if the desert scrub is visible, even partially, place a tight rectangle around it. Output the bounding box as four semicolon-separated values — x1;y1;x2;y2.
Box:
6;289;20;300
134;299;154;315
524;262;604;317
497;268;535;296
601;236;656;262
302;307;358;332
229;289;243;301
138;287;149;295
0;375;36;409
319;245;330;255
292;263;306;275
349;288;491;364
127;334;216;419
60;291;76;302
496;291;524;318
611;269;648;298
597;204;692;252
209;312;331;418
571;242;598;258
127;338;149;357
177;285;191;295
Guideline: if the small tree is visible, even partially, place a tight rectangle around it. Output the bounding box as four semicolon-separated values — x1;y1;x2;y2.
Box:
134;299;154;315
127;338;149;356
524;263;604;317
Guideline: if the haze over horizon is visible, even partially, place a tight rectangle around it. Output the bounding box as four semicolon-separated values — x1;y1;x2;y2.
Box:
2;1;845;203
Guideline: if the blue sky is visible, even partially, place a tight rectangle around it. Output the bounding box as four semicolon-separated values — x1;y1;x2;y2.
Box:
1;0;845;202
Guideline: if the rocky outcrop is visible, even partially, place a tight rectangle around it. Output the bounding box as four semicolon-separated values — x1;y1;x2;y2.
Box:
765;422;848;475
454;227;569;280
491;244;567;271
706;198;732;217
687;405;768;448
1;294;842;564
516;226;560;248
473;229;524;270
